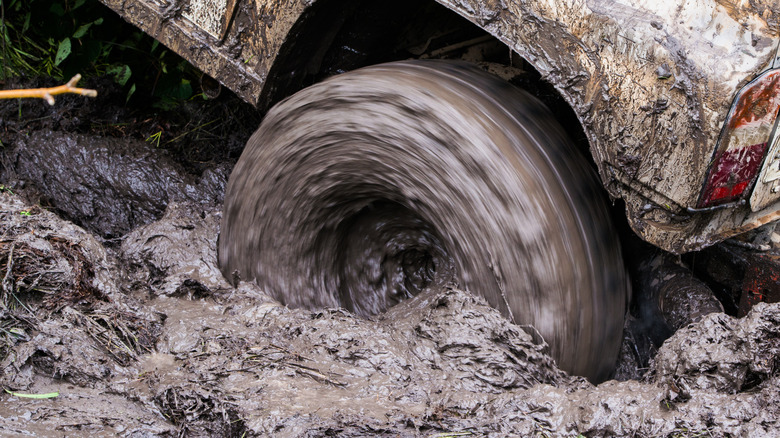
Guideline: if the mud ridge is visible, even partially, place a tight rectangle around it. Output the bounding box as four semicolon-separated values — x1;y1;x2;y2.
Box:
0;112;777;435
0;188;777;436
4;130;229;239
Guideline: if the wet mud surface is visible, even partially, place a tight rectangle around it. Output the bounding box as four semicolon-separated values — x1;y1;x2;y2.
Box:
0;78;779;437
8;130;229;238
0;184;778;436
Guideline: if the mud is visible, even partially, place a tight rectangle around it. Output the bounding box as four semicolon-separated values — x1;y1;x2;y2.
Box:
0;71;259;240
6;130;229;239
0;67;777;435
0;123;777;436
0;186;779;436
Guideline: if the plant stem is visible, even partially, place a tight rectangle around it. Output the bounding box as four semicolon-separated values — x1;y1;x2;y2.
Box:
0;74;97;105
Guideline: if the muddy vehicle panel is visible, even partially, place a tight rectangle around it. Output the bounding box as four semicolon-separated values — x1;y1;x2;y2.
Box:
100;0;780;254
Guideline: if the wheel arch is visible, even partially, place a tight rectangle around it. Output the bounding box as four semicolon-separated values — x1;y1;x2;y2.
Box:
101;0;780;252
263;0;780;255
259;0;597;162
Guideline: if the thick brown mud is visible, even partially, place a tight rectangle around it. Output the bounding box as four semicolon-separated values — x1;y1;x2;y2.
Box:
6;130;229;238
0;128;777;435
0;187;778;436
0;74;778;436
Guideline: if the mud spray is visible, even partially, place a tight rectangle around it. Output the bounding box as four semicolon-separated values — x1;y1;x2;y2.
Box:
219;61;628;382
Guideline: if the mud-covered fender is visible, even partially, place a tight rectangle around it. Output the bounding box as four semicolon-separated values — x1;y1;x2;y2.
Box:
435;0;780;252
99;0;780;252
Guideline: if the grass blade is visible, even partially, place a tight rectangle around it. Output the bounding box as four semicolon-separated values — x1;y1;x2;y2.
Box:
4;388;59;399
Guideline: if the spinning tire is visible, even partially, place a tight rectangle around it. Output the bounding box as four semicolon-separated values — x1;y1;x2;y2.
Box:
218;61;628;381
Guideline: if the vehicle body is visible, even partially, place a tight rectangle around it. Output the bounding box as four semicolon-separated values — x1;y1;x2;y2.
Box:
100;0;780;254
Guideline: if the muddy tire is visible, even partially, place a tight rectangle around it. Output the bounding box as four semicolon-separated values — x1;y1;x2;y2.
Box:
218;60;628;381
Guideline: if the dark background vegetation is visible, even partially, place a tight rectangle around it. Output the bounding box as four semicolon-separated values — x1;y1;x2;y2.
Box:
1;0;196;106
0;0;260;171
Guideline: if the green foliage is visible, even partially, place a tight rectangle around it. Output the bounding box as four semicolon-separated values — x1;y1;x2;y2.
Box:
54;38;72;66
146;130;162;148
106;64;130;86
0;0;199;106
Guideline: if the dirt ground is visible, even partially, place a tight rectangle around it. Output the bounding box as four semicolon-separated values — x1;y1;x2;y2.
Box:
0;79;779;437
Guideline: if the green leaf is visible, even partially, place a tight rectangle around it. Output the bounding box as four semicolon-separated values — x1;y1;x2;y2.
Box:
54;38;71;66
73;0;87;10
8;328;26;338
151;39;159;53
22;12;31;34
126;83;136;103
107;64;132;87
172;79;193;99
74;18;105;39
73;23;93;39
4;388;59;399
49;4;65;16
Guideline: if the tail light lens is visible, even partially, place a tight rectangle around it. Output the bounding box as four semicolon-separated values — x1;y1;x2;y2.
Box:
697;69;780;208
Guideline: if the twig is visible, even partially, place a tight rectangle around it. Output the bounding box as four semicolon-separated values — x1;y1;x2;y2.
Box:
285;362;346;387
165;118;218;145
2;243;15;308
0;74;97;105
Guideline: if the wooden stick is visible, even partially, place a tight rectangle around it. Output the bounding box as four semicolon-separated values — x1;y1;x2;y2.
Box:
0;74;97;105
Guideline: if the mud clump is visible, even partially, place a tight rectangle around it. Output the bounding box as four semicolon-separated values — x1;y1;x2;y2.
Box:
0;116;778;435
0;74;258;240
0;187;778;436
120;201;228;297
653;304;780;395
0;192;168;435
5;130;229;239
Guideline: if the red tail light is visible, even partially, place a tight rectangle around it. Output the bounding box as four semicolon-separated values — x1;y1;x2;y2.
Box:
698;69;780;208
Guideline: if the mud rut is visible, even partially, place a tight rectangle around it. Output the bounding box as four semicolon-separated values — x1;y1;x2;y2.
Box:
0;88;779;437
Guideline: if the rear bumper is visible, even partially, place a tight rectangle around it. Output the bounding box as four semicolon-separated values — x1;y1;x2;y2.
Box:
622;187;780;254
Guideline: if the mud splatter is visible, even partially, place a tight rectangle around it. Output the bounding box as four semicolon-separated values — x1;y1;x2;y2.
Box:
0;187;778;436
6;130;229;238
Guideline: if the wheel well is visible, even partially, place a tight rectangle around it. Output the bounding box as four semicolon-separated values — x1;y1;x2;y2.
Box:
260;0;589;157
